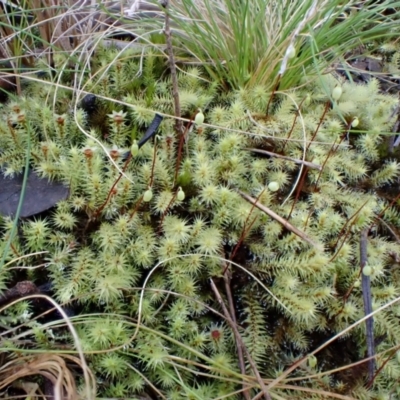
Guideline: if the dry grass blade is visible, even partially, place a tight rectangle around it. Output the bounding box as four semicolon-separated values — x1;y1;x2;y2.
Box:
0;294;96;399
0;353;91;400
210;279;271;400
237;190;321;249
162;0;183;135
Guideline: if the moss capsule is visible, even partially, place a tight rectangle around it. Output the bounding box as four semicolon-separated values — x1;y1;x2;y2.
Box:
130;141;139;157
332;86;343;101
194;109;205;126
143;188;153;202
177;187;185;201
308;355;317;368
268;181;280;192
362;265;372;276
351;117;359;128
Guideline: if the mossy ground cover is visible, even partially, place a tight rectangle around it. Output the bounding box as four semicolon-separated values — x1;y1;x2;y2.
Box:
1;1;400;399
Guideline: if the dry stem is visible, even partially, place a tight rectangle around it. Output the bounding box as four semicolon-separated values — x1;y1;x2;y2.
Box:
237;190;321;249
210;279;271;400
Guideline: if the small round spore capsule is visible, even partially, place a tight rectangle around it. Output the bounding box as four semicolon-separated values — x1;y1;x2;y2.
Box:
308;355;317;368
268;181;280;192
130;141;139;157
143;188;153;202
194;109;205;126
332;86;343;101
351;117;359;128
362;265;372;276
177;187;185;201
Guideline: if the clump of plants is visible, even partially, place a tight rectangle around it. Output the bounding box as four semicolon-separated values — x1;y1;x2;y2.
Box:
1;40;400;399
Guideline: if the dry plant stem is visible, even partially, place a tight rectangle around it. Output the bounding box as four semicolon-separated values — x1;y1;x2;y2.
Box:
337;268;362;317
158;190;179;233
149;139;158;187
237;190;320;249
220;269;250;400
174;119;193;183
303;127;349;228
229;216;258;263
266;302;400;400
288;166;308;220
210;279;271;400
3;294;94;399
375;216;400;243
314;128;348;184
376;348;400;393
306;101;330;152
370;190;400;229
224;190;266;274
93;153;132;218
163;0;182;135
282;97;307;151
246;148;322;170
329;199;370;262
360;228;375;383
128;195;144;222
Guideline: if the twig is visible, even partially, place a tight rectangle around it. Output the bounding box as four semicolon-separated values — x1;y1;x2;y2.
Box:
360;229;375;383
149;136;159;188
174;117;193;183
374;216;400;244
221;267;250;400
210;279;271;400
227;189;267;273
306;101;330;152
281;96;308;151
329;198;371;262
162;0;182;136
246;148;322;170
236;190;321;249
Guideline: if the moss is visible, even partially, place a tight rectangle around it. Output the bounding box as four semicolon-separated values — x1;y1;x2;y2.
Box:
1;47;400;398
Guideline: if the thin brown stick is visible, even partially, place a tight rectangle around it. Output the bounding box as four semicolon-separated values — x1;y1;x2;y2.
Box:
281;96;307;151
287;166;309;221
174;119;193;183
302;125;350;229
162;0;182;136
158;188;179;233
329;198;371;262
220;267;250;400
237;190;321;249
228;189;266;268
306;101;330;152
210;279;271;400
149;138;158;187
93;153;132;218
